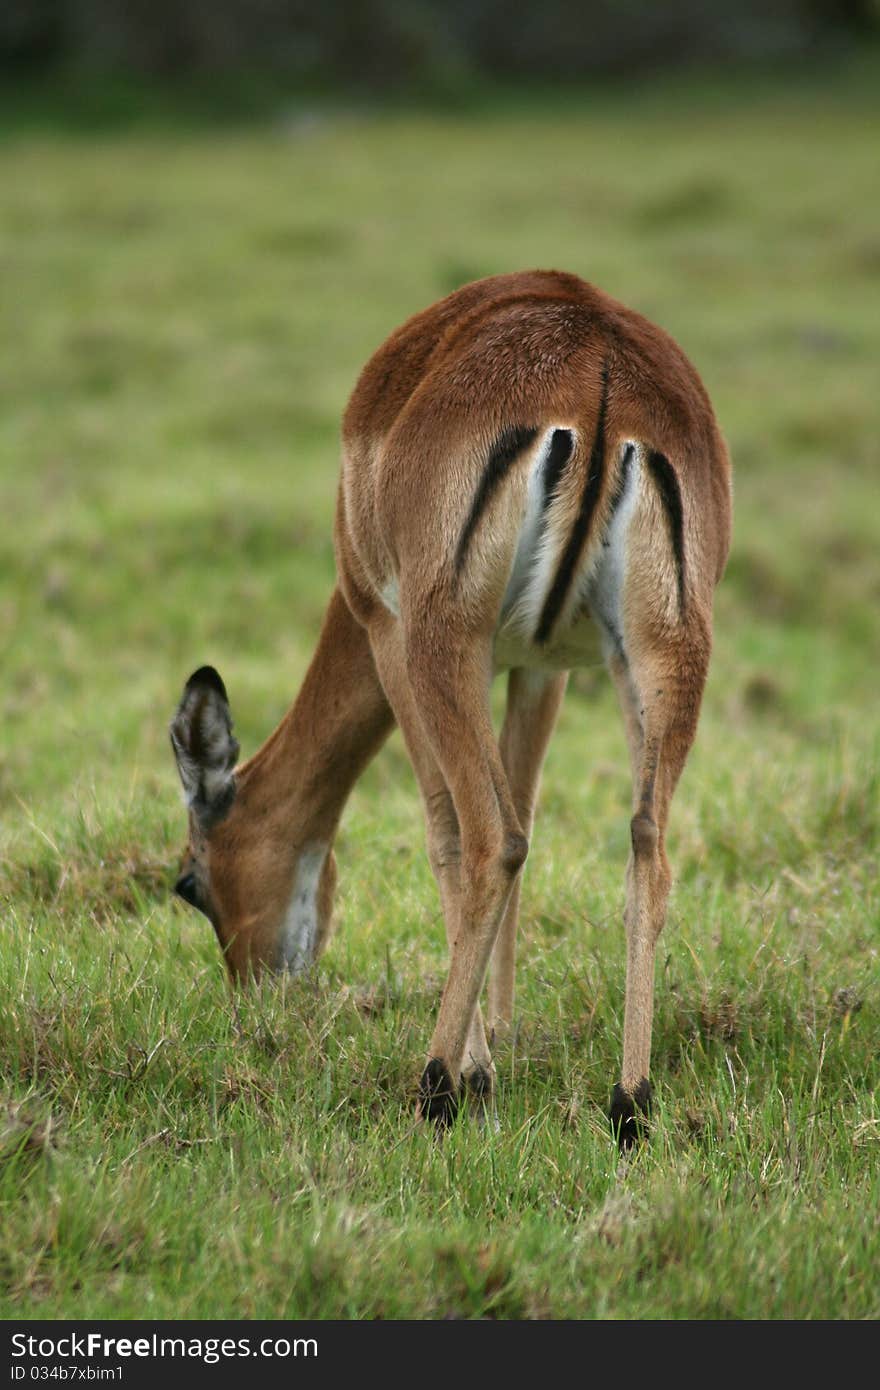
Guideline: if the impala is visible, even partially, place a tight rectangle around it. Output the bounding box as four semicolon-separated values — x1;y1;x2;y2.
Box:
170;270;732;1146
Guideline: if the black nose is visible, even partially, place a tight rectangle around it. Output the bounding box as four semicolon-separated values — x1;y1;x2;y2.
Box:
174;872;199;907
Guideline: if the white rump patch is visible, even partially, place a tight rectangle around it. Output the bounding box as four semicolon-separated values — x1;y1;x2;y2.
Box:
587;442;641;658
500;426;577;635
278;843;328;973
493;439;642;672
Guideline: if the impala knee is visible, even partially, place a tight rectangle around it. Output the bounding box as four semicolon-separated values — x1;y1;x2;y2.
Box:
466;828;528;898
501;831;529;877
630;812;659;861
428;831;461;877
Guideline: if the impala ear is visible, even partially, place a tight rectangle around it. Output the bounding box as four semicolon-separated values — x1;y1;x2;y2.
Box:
169;666;239;824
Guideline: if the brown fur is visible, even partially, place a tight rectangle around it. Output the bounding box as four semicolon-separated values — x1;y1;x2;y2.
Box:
337;270;730;1114
171;589;393;980
171;270;732;1131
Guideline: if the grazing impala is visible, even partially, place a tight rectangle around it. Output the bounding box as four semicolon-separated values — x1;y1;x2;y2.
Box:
170;270;731;1146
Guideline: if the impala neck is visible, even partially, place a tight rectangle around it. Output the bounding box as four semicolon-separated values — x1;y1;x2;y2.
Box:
233;587;393;849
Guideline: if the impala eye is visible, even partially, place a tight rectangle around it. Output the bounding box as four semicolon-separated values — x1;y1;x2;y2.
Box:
174;872;200;907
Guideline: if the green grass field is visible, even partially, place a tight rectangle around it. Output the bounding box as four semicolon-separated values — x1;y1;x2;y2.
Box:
1;56;879;1319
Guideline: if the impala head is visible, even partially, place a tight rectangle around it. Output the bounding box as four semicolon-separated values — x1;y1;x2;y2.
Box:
169;665;337;983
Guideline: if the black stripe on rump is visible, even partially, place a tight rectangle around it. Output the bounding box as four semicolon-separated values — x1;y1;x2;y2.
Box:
541;429;575;512
454;425;539;575
535;362;610;644
646;450;686;615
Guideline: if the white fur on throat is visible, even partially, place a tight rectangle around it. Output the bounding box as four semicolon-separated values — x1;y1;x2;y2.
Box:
278;844;328;973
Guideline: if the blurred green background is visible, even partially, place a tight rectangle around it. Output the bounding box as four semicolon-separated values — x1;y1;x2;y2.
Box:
0;4;878;1320
2;1;879;91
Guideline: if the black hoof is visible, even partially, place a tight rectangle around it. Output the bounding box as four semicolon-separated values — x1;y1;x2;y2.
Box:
463;1065;499;1129
463;1065;494;1104
609;1079;653;1150
418;1058;459;1129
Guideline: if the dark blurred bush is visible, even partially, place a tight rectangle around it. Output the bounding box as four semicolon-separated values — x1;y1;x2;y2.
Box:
1;0;877;84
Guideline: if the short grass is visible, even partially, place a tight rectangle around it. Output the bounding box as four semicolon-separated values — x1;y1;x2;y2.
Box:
1;55;879;1319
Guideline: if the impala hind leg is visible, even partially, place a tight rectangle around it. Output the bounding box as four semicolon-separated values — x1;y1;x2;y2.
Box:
367;616;495;1113
607;640;708;1148
394;621;526;1126
488;668;568;1040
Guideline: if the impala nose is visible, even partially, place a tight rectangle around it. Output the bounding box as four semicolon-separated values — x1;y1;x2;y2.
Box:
174;871;199;906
